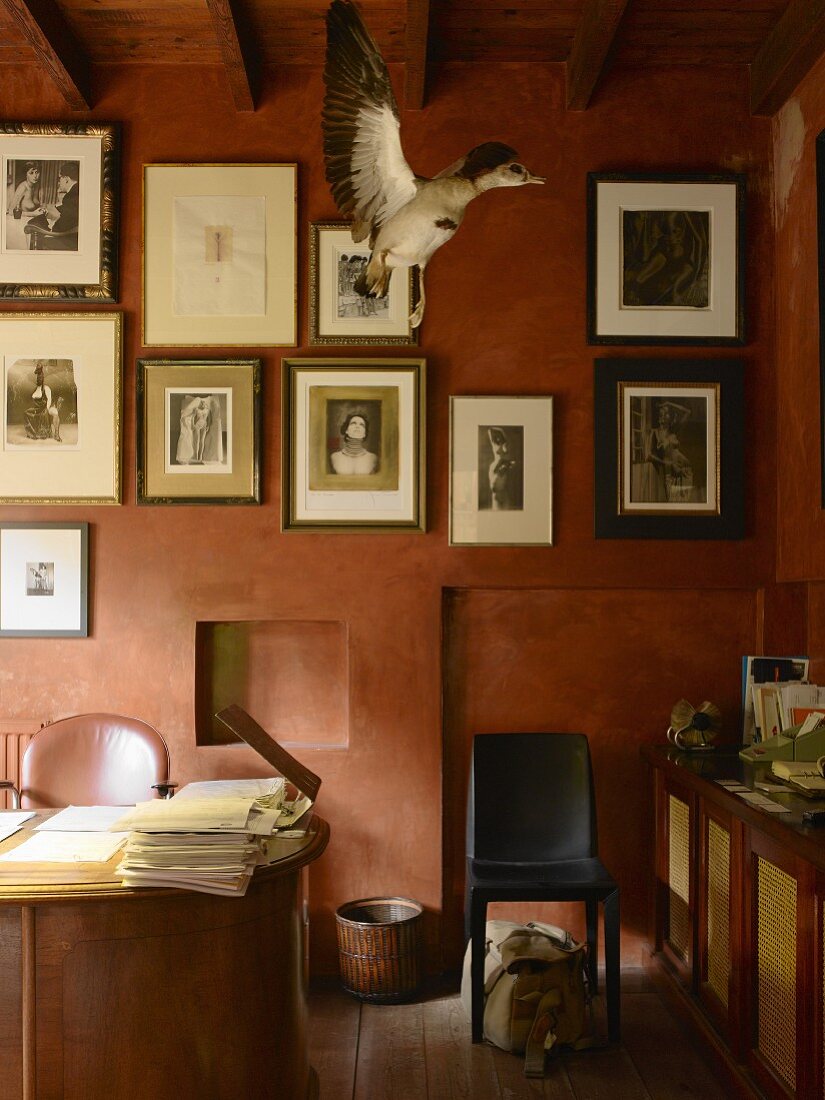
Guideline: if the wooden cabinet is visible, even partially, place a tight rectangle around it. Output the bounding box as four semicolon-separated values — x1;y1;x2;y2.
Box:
645;746;825;1100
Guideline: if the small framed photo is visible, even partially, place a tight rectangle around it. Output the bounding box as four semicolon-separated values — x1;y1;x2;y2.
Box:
0;522;88;637
137;358;261;504
143;163;296;346
282;358;426;532
587;173;745;345
0;122;119;301
309;222;418;345
594;358;744;539
0;312;122;504
450;396;553;546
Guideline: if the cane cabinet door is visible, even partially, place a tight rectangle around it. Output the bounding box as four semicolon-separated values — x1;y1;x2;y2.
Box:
657;770;696;988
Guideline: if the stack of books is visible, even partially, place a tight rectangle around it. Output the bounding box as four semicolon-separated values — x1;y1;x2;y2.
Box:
112;777;315;896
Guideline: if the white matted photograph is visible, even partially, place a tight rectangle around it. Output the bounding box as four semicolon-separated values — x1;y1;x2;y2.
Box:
450;396;553;546
0;522;88;637
587;173;745;345
309;223;418;345
282;359;426;532
143;164;296;346
0;123;119;301
0;313;121;504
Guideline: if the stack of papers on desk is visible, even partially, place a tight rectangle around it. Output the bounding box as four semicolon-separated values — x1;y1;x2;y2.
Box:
112;778;316;896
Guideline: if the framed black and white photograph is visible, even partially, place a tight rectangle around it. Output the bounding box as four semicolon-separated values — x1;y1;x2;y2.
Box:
0;123;119;301
309;222;418;345
282;358;426;532
587;173;745;345
143;164;296;346
450;396;553;546
0;522;88;637
594;358;744;539
0;313;121;504
137;359;260;504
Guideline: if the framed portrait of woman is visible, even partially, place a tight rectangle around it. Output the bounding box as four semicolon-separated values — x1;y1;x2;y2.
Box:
136;359;261;504
0;122;119;301
0;313;121;504
587;173;745;345
282;359;426;532
594;358;744;539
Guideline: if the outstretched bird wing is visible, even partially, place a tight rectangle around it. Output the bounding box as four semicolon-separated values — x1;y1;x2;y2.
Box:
323;0;418;244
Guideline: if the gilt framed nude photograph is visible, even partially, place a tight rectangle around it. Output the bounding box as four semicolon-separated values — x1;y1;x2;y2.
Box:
137;358;261;504
0;313;122;504
587;173;745;345
593;358;744;539
282;359;426;532
449;396;553;546
0;122;119;301
0;522;88;637
143;163;296;346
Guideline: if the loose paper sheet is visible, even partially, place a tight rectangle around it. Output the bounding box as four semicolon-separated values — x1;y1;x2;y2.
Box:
0;831;127;862
36;805;130;832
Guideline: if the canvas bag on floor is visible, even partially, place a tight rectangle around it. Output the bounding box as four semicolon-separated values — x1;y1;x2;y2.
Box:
461;919;593;1077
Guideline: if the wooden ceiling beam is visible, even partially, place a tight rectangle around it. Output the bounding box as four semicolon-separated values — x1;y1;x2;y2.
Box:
204;0;256;112
566;0;630;111
750;0;825;116
404;0;431;110
0;0;90;111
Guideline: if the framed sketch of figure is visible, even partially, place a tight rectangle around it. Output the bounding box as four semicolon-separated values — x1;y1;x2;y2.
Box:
282;359;426;532
0;522;88;637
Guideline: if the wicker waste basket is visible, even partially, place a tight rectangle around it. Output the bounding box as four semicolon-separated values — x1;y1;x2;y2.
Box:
335;896;423;1003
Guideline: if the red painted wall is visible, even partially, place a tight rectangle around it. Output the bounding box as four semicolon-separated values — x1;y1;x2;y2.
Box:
0;59;777;973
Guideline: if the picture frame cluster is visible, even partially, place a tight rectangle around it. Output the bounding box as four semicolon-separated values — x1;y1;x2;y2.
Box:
0;119;750;635
587;172;746;540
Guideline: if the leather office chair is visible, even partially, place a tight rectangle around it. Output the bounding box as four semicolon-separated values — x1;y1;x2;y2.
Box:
0;713;174;809
465;732;620;1044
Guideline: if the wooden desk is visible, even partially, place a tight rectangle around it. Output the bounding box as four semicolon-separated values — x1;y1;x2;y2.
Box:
643;745;825;1100
0;812;329;1100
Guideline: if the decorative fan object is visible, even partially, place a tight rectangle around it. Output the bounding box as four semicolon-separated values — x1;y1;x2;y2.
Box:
666;699;722;752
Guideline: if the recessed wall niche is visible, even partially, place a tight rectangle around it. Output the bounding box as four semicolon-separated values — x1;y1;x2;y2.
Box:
194;620;349;749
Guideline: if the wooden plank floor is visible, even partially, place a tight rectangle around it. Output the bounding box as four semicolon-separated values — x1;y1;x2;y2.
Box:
308;969;730;1099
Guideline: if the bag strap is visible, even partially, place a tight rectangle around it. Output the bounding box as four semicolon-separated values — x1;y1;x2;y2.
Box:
523;989;560;1078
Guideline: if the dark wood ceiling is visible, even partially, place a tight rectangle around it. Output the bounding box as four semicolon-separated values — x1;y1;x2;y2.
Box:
0;0;822;117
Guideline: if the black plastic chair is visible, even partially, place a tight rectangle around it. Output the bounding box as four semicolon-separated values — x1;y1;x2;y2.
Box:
465;732;620;1044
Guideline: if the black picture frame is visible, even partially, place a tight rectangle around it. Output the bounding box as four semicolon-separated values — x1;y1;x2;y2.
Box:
587;172;746;346
594;358;744;540
0;121;119;302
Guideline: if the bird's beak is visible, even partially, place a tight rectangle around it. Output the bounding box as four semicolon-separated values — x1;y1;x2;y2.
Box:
525;172;546;185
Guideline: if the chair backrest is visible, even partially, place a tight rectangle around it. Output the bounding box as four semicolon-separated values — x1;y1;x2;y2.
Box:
20;713;170;809
467;733;598;863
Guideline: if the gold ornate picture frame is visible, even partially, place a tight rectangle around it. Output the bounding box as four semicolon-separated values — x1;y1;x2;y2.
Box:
0;312;122;505
309;222;418;345
0;122;119;301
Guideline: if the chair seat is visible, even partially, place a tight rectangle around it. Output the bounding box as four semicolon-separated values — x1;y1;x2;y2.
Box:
468;856;616;889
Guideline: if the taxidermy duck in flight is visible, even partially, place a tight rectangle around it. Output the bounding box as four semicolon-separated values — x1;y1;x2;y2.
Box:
322;0;545;327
